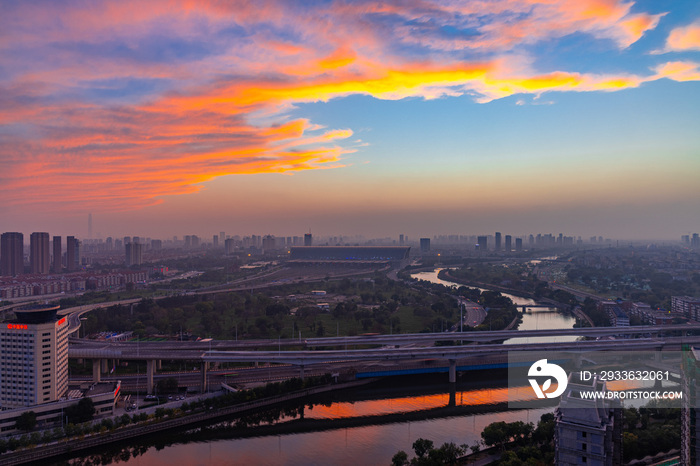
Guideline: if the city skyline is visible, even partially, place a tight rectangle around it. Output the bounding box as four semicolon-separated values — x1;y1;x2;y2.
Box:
1;1;699;239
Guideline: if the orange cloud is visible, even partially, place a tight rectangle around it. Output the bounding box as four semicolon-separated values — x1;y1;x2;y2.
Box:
664;21;700;52
653;61;700;82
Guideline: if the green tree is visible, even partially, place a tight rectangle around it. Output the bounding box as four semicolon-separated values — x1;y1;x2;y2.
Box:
482;421;509;450
391;450;409;466
412;438;434;458
15;411;37;432
65;397;95;424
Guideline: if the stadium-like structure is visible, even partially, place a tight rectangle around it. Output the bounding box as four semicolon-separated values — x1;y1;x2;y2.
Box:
288;246;410;265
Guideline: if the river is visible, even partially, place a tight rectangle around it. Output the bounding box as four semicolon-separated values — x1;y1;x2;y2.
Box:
60;376;553;466
410;269;578;344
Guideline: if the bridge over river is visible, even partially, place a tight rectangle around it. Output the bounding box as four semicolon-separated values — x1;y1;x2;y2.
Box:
67;324;700;393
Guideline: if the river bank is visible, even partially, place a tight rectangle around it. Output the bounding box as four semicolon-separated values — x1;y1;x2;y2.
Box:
0;379;375;466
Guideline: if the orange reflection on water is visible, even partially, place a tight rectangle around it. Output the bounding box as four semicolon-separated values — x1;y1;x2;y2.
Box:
305;385;535;420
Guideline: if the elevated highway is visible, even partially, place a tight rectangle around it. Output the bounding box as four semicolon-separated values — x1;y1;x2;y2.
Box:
69;324;700;354
68;332;700;394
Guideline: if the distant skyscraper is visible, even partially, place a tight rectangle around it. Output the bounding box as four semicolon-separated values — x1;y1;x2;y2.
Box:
30;232;50;274
53;236;62;272
495;232;502;251
151;239;162;250
1;232;24;276
399;234;405;245
219;231;225;244
515;238;523;252
105;237;113;250
304;233;313;246
504;235;512;253
262;235;276;251
477;235;488;251
66;236;79;271
213;235;219;247
88;213;92;239
420;238;430;252
225;238;235;255
125;242;143;266
693;233;700;248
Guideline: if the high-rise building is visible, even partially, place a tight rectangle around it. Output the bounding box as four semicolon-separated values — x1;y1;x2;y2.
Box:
125;242;143;266
212;235;219;248
672;296;700;321
515;237;523;252
420;238;430;252
477;236;488;251
262;235;276;251
495;232;502;251
66;236;79;271
399;234;405;245
151;239;162;250
304;233;313;246
225;238;235;255
52;236;62;273
105;236;113;251
30;232;50;274
1;232;24;277
0;304;69;408
504;235;512;253
693;233;700;248
555;373;621;465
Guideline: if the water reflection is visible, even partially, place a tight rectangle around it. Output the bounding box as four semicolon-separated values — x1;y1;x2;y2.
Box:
60;378;553;466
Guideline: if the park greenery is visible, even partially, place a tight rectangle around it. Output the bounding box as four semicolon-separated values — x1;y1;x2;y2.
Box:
78;274;521;340
621;404;681;462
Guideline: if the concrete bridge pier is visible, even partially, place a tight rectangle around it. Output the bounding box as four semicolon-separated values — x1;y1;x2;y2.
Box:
147;360;155;395
201;362;208;393
92;359;102;382
448;359;457;384
101;358;108;373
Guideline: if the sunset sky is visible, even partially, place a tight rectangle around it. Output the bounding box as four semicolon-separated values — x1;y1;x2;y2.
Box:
1;0;699;240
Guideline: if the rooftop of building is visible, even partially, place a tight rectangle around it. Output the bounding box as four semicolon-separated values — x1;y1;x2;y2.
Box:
13;304;60;324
